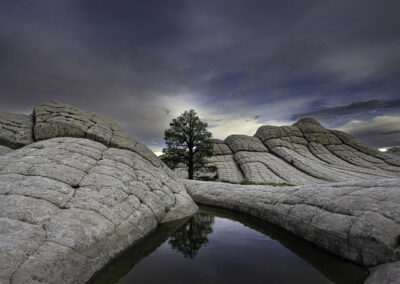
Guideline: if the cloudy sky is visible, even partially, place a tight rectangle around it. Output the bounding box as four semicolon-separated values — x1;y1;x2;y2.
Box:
1;0;399;154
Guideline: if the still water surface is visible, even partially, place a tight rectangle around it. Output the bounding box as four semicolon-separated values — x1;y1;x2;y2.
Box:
91;206;368;284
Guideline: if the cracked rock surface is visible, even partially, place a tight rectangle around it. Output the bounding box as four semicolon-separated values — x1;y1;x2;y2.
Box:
203;118;400;185
0;113;33;149
0;138;197;283
389;147;400;157
2;102;400;283
34;101;161;167
0;101;198;284
204;139;244;183
184;178;400;268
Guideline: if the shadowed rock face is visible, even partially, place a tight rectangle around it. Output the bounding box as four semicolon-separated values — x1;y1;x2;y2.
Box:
0;102;197;284
202;118;400;185
0;112;34;149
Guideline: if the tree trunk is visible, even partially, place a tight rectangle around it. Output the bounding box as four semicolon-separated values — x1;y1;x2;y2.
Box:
188;148;194;179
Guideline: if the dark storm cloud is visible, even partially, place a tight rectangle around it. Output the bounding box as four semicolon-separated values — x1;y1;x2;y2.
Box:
339;115;400;148
1;0;400;149
291;99;400;121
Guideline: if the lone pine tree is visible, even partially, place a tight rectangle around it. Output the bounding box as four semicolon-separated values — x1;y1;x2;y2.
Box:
162;109;213;179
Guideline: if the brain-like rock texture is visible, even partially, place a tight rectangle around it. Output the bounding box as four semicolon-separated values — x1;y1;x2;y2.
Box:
2;102;400;283
204;139;244;183
34;101;161;167
202;118;400;185
0;102;197;283
184;178;400;267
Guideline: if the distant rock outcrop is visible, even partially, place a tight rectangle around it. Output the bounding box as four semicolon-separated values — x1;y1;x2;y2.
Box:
0;102;197;284
203;118;400;185
0;112;34;148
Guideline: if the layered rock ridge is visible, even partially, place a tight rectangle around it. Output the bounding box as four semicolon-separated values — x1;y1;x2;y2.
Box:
389;146;400;157
0;102;197;283
183;118;400;283
205;118;400;185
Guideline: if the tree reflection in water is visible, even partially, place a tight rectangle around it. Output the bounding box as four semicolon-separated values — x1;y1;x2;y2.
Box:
168;213;214;258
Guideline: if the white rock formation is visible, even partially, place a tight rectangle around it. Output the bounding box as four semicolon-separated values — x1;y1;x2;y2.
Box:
184;179;400;267
201;118;400;185
204;139;244;182
0;102;197;284
2;102;400;283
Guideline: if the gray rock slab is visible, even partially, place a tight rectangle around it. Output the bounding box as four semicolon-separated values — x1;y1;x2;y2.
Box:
184;178;400;267
0;137;197;283
224;134;268;153
205;154;244;183
0;112;33;149
33;101;161;167
204;118;400;185
234;151;324;184
0;146;11;156
388;147;400;157
365;261;400;284
212;142;233;155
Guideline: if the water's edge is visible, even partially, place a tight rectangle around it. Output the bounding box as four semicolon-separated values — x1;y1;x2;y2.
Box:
90;205;368;284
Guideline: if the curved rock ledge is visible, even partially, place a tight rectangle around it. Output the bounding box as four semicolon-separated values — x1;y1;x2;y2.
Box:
33;101;161;167
204;139;244;183
184;178;400;280
202;118;400;185
389;147;400;157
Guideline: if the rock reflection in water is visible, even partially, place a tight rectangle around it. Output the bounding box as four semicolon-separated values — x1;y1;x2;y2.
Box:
91;206;368;284
168;214;214;258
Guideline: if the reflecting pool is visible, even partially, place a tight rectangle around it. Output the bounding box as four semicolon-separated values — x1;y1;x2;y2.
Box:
91;206;368;284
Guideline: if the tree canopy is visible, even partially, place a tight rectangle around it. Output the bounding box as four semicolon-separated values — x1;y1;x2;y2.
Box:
161;109;213;179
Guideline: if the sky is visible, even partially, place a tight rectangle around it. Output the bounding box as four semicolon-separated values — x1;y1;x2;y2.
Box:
1;0;399;155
